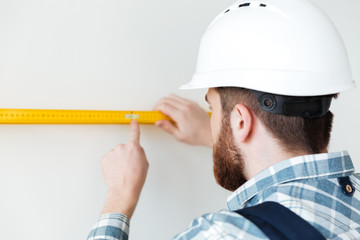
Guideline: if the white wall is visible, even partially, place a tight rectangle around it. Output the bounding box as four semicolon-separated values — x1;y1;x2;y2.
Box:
0;0;359;239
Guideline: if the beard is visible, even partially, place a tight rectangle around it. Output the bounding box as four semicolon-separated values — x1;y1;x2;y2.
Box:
213;116;247;191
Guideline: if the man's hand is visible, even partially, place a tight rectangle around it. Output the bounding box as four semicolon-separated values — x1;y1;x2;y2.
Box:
101;120;149;219
154;94;213;148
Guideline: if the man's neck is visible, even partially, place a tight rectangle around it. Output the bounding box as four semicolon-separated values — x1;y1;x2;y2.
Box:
242;128;313;180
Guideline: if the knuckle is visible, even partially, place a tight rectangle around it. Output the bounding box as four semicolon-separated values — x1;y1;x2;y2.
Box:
128;142;139;149
156;102;167;113
184;102;192;111
115;144;124;150
154;101;162;110
176;133;186;142
161;122;169;131
172;110;184;120
162;102;171;111
114;144;126;152
183;102;196;114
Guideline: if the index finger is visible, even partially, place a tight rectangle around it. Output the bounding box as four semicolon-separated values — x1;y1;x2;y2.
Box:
129;120;140;144
153;100;181;121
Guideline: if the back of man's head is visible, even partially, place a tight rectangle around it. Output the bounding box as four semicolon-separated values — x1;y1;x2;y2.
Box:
180;0;355;155
216;87;337;154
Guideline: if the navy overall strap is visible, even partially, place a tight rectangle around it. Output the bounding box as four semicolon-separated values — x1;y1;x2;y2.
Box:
235;201;325;240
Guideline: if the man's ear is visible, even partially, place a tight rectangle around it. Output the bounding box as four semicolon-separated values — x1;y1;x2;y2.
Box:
231;104;253;143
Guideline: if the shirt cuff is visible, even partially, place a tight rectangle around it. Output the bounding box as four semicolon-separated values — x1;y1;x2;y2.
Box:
87;213;130;240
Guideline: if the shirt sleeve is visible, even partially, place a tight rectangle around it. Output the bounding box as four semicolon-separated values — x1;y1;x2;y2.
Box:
87;213;130;240
172;210;267;240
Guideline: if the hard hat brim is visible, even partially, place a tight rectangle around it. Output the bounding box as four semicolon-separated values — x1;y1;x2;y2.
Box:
180;69;356;96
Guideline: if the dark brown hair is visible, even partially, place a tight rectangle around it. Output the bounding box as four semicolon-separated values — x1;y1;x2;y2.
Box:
216;87;337;154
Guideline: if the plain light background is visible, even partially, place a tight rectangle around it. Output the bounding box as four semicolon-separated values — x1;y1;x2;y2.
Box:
0;0;359;239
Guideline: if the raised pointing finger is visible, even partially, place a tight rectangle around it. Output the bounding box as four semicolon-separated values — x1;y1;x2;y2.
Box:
129;120;140;144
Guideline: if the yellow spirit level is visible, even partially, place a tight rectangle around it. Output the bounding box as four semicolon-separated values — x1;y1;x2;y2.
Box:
0;109;173;124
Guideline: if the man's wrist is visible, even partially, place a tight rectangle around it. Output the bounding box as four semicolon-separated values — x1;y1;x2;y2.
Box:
101;189;137;219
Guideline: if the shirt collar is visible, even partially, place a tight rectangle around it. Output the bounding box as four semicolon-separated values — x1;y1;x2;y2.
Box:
227;151;355;211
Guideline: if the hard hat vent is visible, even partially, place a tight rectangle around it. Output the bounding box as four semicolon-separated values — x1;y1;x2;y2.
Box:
239;3;250;8
224;2;267;14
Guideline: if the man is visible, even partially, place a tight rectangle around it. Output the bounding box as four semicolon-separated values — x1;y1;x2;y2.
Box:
87;0;360;239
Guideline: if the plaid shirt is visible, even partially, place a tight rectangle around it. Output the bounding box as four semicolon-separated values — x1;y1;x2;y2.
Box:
87;151;360;239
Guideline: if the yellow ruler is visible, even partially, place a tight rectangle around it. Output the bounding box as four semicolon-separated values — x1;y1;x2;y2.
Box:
0;109;174;124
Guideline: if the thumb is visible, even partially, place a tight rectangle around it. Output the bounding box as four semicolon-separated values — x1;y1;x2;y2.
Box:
129;120;140;144
155;120;178;136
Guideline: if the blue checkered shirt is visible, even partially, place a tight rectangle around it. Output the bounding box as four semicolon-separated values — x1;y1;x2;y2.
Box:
87;151;360;239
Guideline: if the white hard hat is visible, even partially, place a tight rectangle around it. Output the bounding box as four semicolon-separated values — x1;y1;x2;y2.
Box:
181;0;356;96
